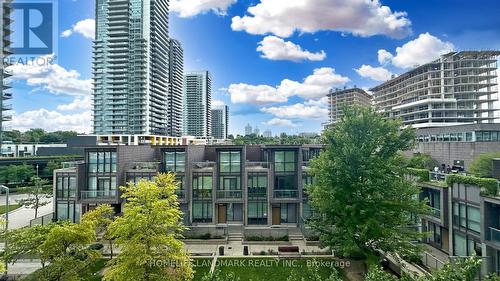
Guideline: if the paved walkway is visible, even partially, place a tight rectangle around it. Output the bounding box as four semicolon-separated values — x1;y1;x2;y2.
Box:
1;198;53;229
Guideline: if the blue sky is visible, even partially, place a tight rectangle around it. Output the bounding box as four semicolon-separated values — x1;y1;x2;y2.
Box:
7;0;500;135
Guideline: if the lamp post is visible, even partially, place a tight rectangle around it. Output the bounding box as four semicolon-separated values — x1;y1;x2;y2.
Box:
0;185;9;273
36;164;39;177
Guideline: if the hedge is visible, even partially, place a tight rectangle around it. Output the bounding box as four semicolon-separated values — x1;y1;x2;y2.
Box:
446;174;499;196
406;168;430;182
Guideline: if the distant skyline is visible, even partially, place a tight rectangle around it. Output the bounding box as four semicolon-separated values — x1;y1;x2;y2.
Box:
5;0;500;135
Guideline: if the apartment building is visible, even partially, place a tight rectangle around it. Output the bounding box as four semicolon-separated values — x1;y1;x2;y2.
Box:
53;144;322;236
167;39;184;137
327;88;373;124
211;105;229;140
183;71;212;139
1;1;13;153
414;170;500;277
405;123;500;170
371;51;500;128
93;0;184;136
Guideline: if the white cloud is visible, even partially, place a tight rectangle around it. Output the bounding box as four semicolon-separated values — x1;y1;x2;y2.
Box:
379;33;454;68
228;67;349;105
262;103;328;120
231;0;411;39
57;96;91;111
171;0;236;17
61;19;95;39
6;54;92;97
11;109;91;133
228;84;287;105
257;36;326;62
263;118;298;128
304;96;329;107
355;64;393;81
377;49;393;65
212;99;226;108
7;55;92;96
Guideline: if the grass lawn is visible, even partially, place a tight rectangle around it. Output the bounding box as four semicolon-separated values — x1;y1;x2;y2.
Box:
193;258;213;280
0;204;20;214
194;257;346;281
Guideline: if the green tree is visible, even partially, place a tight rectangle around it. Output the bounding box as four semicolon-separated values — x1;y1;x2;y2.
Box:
286;263;343;281
17;176;52;218
365;255;482;281
1;224;54;267
81;204;116;258
408;153;439;170
308;106;428;264
104;174;193;281
2;163;35;185
469;152;500;178
43;160;62;176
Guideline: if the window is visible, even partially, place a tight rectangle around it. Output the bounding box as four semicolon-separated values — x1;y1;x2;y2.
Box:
248;201;267;224
219;151;241;173
56;201;81;223
453;202;480;232
248;174;267;197
275;175;296;190
280;203;297;223
87;151;117;173
192;174;212;199
192;201;212;223
165;151;185;172
428;222;442;246
219;176;240;190
274;151;296;172
453;233;481;256
56;174;77;199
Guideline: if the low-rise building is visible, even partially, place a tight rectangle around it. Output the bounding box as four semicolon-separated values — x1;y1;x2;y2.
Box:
53;144;322;237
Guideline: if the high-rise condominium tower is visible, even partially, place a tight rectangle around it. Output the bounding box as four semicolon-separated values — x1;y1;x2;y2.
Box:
93;0;180;135
371;51;500;128
183;71;212;138
211;105;228;140
1;1;13;152
168;39;184;137
327;88;373;124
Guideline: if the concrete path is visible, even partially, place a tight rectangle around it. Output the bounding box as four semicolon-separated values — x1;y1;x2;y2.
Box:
1;198;53;229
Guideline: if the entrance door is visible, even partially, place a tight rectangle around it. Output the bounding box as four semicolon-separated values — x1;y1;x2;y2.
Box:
272;207;281;225
218;204;227;224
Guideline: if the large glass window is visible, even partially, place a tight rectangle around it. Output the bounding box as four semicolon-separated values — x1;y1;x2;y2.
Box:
165;151;185;172
192;174;212;199
219;151;241;173
248;174;267;198
274;151;296;172
275;175;296;190
280;203;297;223
56;174;77;199
248;201;267;224
88;151;117;173
56;201;81;223
192;201;212;223
453;202;480;232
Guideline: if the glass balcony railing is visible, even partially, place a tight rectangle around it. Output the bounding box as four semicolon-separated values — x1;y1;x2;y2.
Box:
489;227;500;243
80;190;117;200
192;190;212;199
248;188;267;199
430;207;441;218
216;190;242;199
273;189;299;199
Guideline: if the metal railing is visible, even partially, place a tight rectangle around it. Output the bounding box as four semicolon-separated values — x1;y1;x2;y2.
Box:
248;189;267;199
273;189;299;199
80;190;117;200
430;172;447;181
216;190;242;199
192;190;212;199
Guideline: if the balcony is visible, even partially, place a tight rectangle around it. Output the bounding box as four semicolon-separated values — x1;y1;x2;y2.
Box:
273;189;299;199
216;190;242;199
430;207;441;218
80;190;117;201
489;227;500;244
248;188;267;199
192;190;212;200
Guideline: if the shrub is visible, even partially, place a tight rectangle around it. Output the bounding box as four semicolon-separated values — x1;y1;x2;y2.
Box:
469;152;500;178
446;174;499;196
408;153;438;170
